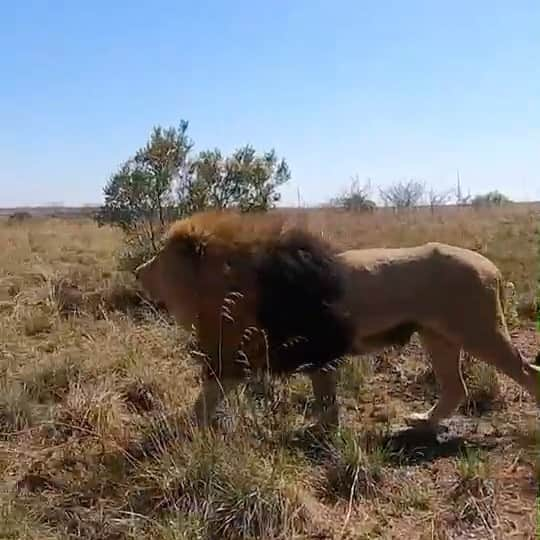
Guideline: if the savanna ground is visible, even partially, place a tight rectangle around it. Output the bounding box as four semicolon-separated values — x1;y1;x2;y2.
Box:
0;205;538;540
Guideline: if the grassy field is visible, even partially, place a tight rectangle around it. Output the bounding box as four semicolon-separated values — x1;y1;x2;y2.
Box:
0;205;538;539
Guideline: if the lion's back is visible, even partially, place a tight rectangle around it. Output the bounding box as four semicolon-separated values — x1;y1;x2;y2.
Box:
423;242;501;281
337;241;505;343
339;241;502;316
341;242;499;277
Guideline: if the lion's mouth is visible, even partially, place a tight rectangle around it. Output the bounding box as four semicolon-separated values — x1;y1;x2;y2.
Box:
135;283;165;310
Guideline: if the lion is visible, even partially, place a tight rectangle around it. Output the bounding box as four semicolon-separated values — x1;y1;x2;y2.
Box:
135;210;540;431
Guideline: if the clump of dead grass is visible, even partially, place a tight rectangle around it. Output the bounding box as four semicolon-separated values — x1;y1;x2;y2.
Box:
122;378;163;414
14;410;314;540
0;380;33;436
460;356;502;416
51;273;147;319
321;426;392;501
0;496;60;540
52;380;132;443
338;356;374;401
131;426;312;540
392;482;433;513
21;356;83;404
21;306;56;337
450;448;498;530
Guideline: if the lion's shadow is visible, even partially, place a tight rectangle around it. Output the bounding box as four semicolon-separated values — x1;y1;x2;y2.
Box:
379;426;496;465
283;423;497;466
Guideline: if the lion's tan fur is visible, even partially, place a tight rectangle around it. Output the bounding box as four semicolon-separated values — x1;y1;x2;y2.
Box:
136;213;539;430
328;241;539;428
337;242;507;348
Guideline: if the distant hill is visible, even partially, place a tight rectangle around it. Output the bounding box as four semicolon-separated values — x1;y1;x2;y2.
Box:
0;205;100;218
1;201;539;219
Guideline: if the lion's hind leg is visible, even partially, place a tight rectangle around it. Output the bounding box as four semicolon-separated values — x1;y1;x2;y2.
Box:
464;328;540;406
405;330;466;430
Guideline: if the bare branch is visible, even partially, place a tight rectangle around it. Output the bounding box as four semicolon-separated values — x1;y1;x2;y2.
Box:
379;179;425;209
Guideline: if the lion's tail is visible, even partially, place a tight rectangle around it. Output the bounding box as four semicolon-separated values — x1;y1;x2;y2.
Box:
527;351;540;407
497;274;506;314
495;272;510;329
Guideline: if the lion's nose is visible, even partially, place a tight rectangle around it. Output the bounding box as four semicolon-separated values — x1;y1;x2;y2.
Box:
134;260;154;290
134;257;156;289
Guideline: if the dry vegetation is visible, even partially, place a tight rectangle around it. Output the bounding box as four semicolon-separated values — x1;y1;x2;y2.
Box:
0;205;538;539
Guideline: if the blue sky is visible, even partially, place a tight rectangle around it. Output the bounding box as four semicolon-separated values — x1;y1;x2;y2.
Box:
1;1;539;207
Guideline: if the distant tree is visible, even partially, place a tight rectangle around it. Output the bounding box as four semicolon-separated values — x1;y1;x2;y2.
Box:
331;177;376;212
427;186;454;214
8;211;32;224
379;179;425;209
471;190;512;208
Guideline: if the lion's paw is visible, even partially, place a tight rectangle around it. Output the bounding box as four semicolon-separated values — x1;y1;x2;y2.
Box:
404;412;437;431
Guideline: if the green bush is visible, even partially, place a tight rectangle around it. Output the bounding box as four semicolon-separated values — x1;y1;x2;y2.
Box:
96;120;290;269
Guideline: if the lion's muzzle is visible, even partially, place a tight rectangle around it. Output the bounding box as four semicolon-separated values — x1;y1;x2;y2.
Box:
134;258;159;301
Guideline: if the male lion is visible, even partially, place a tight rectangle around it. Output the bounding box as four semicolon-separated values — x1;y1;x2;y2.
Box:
135;210;539;431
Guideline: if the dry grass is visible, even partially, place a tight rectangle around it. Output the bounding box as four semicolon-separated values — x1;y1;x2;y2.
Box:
0;205;538;539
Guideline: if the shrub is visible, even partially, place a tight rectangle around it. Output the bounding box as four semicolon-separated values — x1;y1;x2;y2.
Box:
96;120;290;270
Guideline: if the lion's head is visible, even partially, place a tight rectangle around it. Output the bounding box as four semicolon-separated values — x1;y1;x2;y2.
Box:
135;210;355;377
135;210;283;328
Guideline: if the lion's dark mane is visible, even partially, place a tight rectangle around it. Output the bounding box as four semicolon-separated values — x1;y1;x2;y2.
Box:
253;228;355;374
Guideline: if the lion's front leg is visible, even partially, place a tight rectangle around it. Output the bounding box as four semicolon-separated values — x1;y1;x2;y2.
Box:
193;377;240;428
405;331;465;431
309;368;339;430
